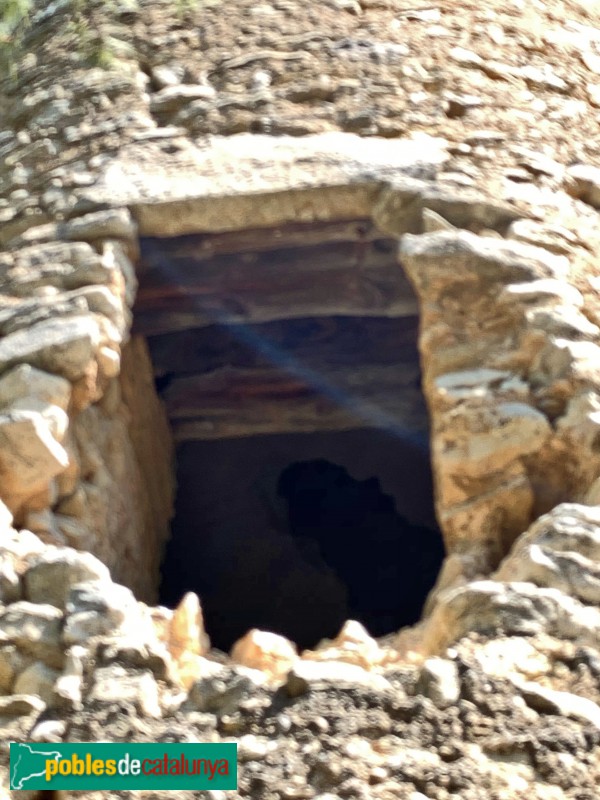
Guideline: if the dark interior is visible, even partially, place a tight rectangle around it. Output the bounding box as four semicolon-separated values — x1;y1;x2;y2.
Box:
159;429;444;652
135;220;444;651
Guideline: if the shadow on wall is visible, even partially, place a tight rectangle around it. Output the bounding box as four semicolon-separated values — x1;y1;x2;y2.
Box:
160;428;445;651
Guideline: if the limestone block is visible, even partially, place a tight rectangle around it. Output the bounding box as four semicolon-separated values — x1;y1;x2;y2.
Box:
418;657;460;708
0;410;69;508
0;527;46;564
374;182;519;235
0;364;71;410
565;163;600;208
0;645;31;693
23;548;111;609
168;603;213;688
13;661;60;705
436;401;551;478
439;471;534;560
502;546;600;606
97;345;121;379
0;601;64;668
168;592;210;661
8;399;69;441
471;637;551;684
0;314;101;381
497;279;584;309
519;682;600;729
0;241;116;295
421;580;600;656
386;747;442;774
231;629;297;682
514;503;600;561
400;230;570;296
302;620;386;670
532;338;600;386
67;285;127;332
63;580;140;645
0;294;89;337
0;693;45;717
150;65;183;88
52;645;86;711
525;306;600;339
285;659;391;697
61;208;137;244
101;240;138;307
185;667;266;716
30;719;67;742
557;392;600;451
434;369;529;404
236;734;277;763
91;134;447;237
496;504;600;605
507;220;579;255
150;84;216;114
87;665;161;717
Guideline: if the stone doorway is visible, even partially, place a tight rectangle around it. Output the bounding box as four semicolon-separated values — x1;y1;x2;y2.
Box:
133;218;443;649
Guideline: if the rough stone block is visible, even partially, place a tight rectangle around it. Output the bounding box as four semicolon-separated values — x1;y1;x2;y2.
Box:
0;315;100;381
23;549;110;609
419;657;460;708
63;580;140;645
0;364;71;410
13;661;60;705
88;665;161;717
400;230;570;294
0;410;69;503
0;602;64;668
565;163;600;208
286;660;391;697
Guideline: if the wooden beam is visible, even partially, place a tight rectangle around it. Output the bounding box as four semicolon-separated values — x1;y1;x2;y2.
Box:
133;224;417;334
163;363;428;441
139;218;379;261
145;315;421;378
133;297;419;335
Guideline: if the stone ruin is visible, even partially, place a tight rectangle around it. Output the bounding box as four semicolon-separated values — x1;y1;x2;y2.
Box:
1;0;600;797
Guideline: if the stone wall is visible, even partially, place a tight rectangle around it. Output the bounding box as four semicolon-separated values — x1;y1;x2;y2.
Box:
3;139;600;590
1;1;600;797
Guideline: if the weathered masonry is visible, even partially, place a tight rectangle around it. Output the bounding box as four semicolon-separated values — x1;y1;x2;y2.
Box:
2;132;600;649
3;1;600;796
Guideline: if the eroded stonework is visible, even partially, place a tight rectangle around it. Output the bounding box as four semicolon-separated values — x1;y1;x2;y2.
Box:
1;0;600;798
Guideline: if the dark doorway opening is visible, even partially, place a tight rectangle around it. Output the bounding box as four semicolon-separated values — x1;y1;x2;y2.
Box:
159;429;444;652
136;219;445;651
